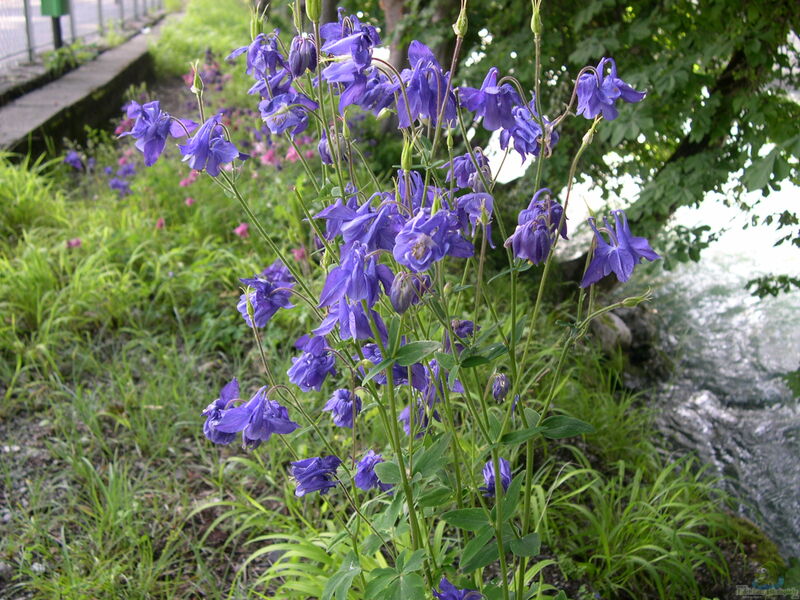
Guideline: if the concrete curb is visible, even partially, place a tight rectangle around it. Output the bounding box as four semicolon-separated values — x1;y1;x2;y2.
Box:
0;17;172;156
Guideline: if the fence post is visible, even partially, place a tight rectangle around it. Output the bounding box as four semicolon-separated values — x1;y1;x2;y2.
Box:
119;0;125;28
22;0;35;63
133;0;139;20
68;0;77;41
97;0;105;35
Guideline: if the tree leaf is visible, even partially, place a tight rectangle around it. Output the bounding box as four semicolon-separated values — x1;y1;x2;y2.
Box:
540;415;595;439
441;508;490;531
396;341;440;366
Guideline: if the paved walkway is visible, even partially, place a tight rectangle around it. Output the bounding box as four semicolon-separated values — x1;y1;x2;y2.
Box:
0;16;169;154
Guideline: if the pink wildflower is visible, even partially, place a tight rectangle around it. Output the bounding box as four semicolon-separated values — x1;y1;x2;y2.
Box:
234;222;250;238
66;238;82;248
156;217;166;230
285;147;300;163
185;197;195;206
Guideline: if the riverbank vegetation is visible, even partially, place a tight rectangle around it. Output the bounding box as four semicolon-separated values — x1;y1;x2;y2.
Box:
0;0;792;598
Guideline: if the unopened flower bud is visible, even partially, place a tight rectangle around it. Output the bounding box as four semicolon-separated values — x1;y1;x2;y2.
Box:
452;6;468;38
401;136;413;172
289;33;317;78
390;272;430;314
190;60;204;95
492;373;510;402
530;0;543;35
305;0;321;23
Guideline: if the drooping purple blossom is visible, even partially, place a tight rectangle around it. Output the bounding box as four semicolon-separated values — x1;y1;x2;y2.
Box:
433;576;483;600
393;209;473;273
288;33;317;78
64;150;83;170
354;450;392;492
322;389;361;428
237;260;295;328
399;400;439;438
504;188;567;265
576;57;646;121
318;242;394;308
320;9;381;68
287;335;337;392
397;41;457;128
314;297;388;343
313;185;360;239
500;98;560;159
201;378;240;445
108;177;131;196
389;272;431;314
120;100;194;167
492;373;510;402
178;113;241;177
580;210;660;287
443;150;491;192
259;92;318;137
214;386;299;449
459;67;520;131
227;32;286;80
359;343;427;390
444;319;477;354
291;455;342;497
480;458;512;497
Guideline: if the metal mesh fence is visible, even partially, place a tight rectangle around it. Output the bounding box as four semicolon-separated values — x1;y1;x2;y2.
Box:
0;0;164;73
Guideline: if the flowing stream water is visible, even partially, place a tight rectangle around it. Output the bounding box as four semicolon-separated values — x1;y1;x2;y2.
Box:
621;191;800;558
488;133;799;556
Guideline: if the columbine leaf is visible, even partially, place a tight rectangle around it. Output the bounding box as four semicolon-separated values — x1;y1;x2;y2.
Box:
509;533;541;557
322;552;361;600
540;415;595;439
500;426;543;445
374;461;402;484
413;433;451;477
396;341;440;366
441;508;490;531
418;486;452;507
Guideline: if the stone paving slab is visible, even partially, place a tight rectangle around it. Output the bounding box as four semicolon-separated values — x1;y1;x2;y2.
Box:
0;18;170;154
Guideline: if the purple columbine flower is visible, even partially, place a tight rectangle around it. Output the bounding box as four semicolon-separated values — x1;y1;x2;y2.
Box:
201;378;240;445
228;32;286;80
397;41;457;128
237;260;295;328
500;98;559;159
480;458;512;497
322;389;361;428
314;297;388;343
214;386;299;449
355;450;392;492
443;150;491;192
287;335;337;392
389;272;431;314
459;66;520;131
108;177;131;196
456;192;494;246
504;188;567;265
259;92;318;137
120;100;193;167
178;113;241;177
393;209;473;273
492;373;510;402
318;242;394;308
580;210;660;287
288;33;317;78
320;8;381;68
577;57;646;121
398;400;439;438
433;576;483;600
291;455;342;496
64;150;83;170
